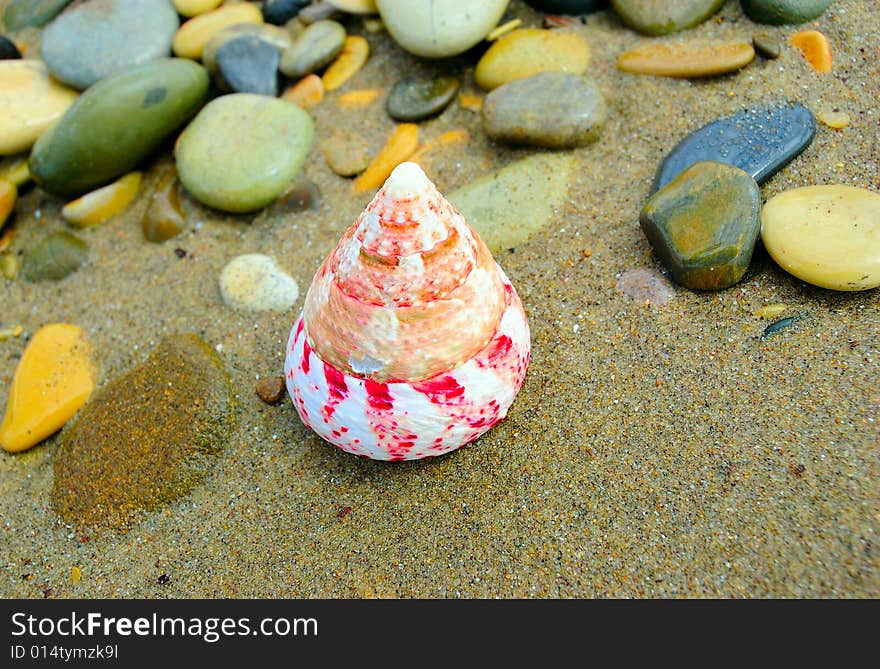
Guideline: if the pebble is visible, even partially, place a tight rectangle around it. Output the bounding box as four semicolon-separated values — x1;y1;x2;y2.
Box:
2;0;72;30
482;72;607;148
475;29;591;91
22;231;88;282
0;60;79;155
386;75;459;122
322;35;369;91
740;0;833;25
30;59;209;199
280;20;346;78
299;1;340;24
321;129;370;176
752;33;781;59
268;179;321;214
203;23;292;75
0;253;19;280
141;169;186;242
0;155;30;186
216;33;280;95
172;2;264;60
817;107;849;129
262;0;310;25
173;0;222;18
0;324;94;453
336;88;381;107
790;30;832;73
652;103;816;193
448;152;575;253
352;123;418;192
487;19;522;42
51;334;235;528
760;185;880;291
282;74;325;108
640;161;761;290
62;171;142;228
525;1;608;14
176;94;314;213
41;0;179;90
219;254;299;312
755;303;787;319
0;178;16;230
377;0;508;58
616;268;676;305
611;0;725;35
617;40;755;78
256;376;286;405
0;35;21;60
327;0;377;13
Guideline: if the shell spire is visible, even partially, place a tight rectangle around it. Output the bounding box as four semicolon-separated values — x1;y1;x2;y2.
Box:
284;162;530;460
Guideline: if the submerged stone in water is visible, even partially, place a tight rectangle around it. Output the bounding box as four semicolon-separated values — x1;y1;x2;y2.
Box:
52;334;235;529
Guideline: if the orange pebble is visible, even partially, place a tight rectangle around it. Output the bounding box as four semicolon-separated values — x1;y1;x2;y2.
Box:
323;35;369;92
353;123;418;193
458;94;484;112
410;129;469;164
282;74;324;108
336;88;381;108
0;178;16;231
790;30;832;73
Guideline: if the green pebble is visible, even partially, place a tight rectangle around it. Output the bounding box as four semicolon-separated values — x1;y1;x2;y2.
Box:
640;161;760;290
611;0;725;35
386;75;460;122
22;230;87;282
175;93;314;213
752;33;781;59
279;20;346;78
3;0;72;30
29;58;209;199
740;0;834;25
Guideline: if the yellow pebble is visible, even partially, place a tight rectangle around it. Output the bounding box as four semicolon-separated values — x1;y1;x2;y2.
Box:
173;0;223;18
353;123;419;193
71;566;82;585
0;253;18;280
755;303;788;320
817;107;850;129
487;18;522;42
0;155;31;187
326;0;378;13
0;323;95;453
458;94;484;112
0;178;16;231
475;29;590;91
336;88;381;108
282;74;324;108
172;2;264;60
322;35;370;92
62;172;142;228
363;17;384;33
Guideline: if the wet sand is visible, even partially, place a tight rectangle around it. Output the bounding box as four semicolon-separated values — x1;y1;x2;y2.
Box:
1;0;878;597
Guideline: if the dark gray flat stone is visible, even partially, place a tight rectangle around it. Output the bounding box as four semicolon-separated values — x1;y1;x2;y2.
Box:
216;33;280;96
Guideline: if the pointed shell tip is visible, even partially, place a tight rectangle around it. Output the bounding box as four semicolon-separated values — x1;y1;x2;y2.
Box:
384;161;430;200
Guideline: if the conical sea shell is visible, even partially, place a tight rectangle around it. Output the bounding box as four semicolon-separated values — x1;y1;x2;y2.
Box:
284;162;530;460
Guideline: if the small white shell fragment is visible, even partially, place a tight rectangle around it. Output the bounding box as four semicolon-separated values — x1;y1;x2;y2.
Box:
219;254;299;312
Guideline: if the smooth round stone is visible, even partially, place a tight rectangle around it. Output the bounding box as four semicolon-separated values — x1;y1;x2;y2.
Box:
640;161;761;290
216;33;280;95
41;0;179;90
22;231;88;282
386;75;459;122
280;20;345;78
760;185;880;291
52;334;235;529
3;0;73;30
0;35;21;60
175;94;314;213
652;103;817;193
376;0;508;58
173;0;222;18
0;60;78;155
741;0;834;25
482;72;607;148
30;59;209;199
172;2;264;60
262;0;310;25
203;23;292;75
611;0;725;35
475;28;590;91
219;254;299;312
617;40;755;78
321;129;370;176
524;0;608;13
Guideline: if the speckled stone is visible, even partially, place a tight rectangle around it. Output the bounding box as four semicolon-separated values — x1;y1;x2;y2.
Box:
262;0;310;25
640;161;761;290
51;334;236;529
29;59;209;199
175;94;314;213
482;73;607;148
386;75;460;122
215;33;280;95
3;0;72;30
219;254;299;312
40;0;179;90
611;0;725;35
279;20;346;78
741;0;834;25
652;102;816;193
524;0;608;14
0;35;21;60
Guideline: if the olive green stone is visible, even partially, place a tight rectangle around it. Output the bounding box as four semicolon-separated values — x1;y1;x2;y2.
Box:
175;93;314;213
386;75;460;122
740;0;833;25
448;152;575;253
279;20;346;78
3;0;72;30
29;59;209;199
639;161;760;290
51;334;235;529
611;0;725;35
753;33;781;59
22;230;87;282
